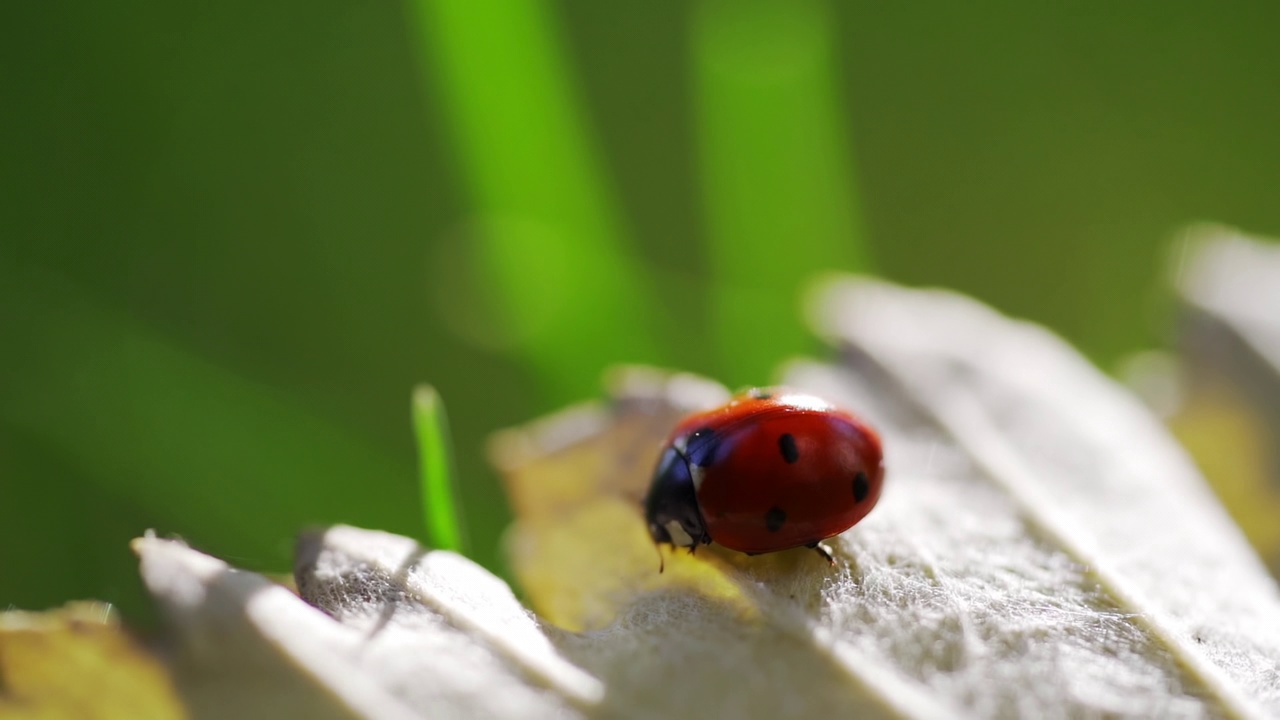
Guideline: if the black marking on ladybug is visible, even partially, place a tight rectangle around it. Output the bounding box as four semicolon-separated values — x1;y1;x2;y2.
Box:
765;506;787;532
852;471;870;502
778;433;800;464
749;388;773;400
686;426;719;467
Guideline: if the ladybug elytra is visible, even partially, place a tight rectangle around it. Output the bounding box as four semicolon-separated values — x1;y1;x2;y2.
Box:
643;387;884;565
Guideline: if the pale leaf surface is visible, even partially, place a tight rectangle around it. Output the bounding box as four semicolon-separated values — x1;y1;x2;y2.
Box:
496;276;1280;718
803;277;1280;716
135;535;420;720
136;277;1280;719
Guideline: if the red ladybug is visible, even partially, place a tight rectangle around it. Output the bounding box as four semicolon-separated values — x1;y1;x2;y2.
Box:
643;387;884;565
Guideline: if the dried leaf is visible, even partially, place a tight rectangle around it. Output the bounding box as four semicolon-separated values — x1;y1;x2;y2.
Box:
1173;226;1280;575
136;529;599;720
293;525;601;717
293;525;925;719
137;276;1280;719
488;368;742;631
801;277;1280;716
134;535;418;720
0;602;185;720
496;276;1280;718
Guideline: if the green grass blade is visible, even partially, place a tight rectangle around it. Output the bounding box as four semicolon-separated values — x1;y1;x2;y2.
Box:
412;385;467;553
409;1;664;403
694;0;871;386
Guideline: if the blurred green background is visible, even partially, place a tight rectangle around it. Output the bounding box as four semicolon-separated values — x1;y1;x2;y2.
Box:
4;2;1280;623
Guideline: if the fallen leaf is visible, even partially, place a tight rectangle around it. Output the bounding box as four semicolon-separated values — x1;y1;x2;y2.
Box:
496;275;1280;718
0;601;184;720
134;535;417;720
136;276;1280;719
1173;226;1280;576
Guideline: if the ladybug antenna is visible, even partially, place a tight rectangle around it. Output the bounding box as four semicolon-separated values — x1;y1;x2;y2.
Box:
654;543;665;574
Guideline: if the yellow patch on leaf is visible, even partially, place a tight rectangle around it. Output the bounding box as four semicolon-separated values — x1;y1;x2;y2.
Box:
0;602;185;720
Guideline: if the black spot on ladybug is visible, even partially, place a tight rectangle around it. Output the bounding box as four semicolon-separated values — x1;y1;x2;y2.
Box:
750;389;773;400
687;427;719;467
765;506;787;532
852;471;870;502
778;433;799;464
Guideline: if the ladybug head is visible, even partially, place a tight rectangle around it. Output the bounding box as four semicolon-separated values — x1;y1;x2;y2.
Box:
642;445;709;549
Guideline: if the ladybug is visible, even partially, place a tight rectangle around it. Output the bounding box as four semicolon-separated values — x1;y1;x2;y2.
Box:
643;387;884;565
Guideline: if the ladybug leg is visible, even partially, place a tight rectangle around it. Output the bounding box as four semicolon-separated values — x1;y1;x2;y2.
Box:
683;535;714;557
806;541;836;566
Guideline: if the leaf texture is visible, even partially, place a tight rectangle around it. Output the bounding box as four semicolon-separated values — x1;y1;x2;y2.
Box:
495;276;1280;718
137;276;1280;719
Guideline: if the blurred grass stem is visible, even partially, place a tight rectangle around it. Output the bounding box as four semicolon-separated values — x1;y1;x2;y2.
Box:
694;0;870;385
413;385;467;554
410;1;665;404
